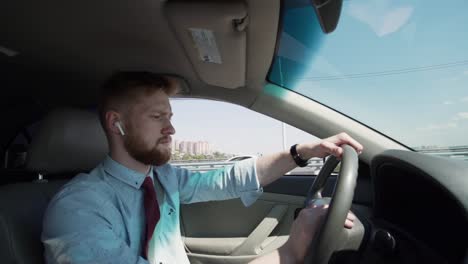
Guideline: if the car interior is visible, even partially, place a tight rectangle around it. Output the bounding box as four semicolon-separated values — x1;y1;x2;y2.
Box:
1;0;467;264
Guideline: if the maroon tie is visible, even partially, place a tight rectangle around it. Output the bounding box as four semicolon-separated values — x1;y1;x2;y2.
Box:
142;176;160;259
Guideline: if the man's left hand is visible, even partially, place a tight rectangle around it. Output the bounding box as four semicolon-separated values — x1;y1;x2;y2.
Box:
298;132;364;160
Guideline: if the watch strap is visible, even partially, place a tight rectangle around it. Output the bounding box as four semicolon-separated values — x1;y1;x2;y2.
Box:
290;144;308;167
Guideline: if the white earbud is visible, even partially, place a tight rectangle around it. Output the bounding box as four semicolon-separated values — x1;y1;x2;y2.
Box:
115;121;125;136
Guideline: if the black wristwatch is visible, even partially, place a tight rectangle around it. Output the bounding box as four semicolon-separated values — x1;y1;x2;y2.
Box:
290;144;309;167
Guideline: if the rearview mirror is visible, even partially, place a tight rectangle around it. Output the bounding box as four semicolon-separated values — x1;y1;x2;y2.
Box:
312;0;343;33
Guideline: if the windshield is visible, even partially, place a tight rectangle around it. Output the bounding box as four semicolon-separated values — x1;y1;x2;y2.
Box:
268;0;468;159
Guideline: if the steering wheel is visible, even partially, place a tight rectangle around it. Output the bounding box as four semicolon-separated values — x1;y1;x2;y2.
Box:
303;144;362;264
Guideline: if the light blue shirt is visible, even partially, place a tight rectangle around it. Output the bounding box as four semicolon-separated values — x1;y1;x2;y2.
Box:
42;156;262;264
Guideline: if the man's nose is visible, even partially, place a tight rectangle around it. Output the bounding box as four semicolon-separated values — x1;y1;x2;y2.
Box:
162;122;176;135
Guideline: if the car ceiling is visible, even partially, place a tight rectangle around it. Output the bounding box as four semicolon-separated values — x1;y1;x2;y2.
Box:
0;0;280;108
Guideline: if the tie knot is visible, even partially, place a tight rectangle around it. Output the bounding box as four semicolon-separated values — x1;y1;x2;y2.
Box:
142;176;154;191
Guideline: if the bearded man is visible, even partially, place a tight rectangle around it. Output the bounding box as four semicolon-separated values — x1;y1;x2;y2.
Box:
42;71;361;264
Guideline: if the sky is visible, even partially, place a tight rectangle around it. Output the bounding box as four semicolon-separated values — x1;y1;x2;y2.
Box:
170;99;317;155
171;0;468;155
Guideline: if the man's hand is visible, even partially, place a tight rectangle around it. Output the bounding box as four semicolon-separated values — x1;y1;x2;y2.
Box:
256;132;363;187
249;205;356;264
282;204;356;263
297;132;364;160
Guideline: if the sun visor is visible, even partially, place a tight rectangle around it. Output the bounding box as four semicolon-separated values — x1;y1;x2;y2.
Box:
165;1;247;89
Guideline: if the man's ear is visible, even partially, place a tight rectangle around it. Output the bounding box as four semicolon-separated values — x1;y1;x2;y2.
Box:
105;111;123;136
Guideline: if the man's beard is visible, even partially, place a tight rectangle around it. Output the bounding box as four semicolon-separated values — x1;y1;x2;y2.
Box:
123;127;171;166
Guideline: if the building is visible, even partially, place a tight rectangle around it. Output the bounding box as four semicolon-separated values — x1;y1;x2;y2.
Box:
179;141;187;154
194;142;203;155
171;139;178;152
174;140;213;155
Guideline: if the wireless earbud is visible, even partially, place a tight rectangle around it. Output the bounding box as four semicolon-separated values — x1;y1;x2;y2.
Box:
114;121;125;136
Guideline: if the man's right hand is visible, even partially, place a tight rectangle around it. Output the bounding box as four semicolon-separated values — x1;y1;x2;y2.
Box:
282;204;356;263
249;204;356;264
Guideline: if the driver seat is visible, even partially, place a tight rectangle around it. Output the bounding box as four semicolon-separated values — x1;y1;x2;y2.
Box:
0;108;108;264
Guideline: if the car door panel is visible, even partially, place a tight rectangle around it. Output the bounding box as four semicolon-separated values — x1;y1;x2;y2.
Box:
181;192;304;263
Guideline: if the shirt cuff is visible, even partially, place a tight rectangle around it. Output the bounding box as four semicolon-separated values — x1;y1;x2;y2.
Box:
234;157;264;207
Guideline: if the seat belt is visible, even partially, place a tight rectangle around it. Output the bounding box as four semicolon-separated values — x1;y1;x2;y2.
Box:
231;204;288;256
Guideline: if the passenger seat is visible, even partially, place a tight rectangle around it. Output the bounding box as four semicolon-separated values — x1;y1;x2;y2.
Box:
0;108;108;264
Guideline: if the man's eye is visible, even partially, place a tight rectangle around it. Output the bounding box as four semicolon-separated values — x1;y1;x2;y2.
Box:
151;115;161;119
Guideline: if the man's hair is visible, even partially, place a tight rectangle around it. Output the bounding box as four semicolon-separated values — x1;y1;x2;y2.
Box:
98;71;178;130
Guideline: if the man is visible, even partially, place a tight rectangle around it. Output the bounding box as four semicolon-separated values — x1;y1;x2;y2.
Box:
42;71;363;264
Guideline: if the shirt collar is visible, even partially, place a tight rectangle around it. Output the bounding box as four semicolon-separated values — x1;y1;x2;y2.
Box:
102;155;153;189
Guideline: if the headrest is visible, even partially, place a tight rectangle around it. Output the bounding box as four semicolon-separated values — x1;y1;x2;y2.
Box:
26;108;109;174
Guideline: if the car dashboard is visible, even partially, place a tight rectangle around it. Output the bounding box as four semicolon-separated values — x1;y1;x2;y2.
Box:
362;150;468;264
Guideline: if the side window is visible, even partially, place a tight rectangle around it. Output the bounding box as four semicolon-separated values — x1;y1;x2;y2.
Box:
170;99;323;176
3;121;40;169
4;133;28;169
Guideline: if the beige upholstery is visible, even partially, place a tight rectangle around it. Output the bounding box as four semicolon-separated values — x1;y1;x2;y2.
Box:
27;108;108;174
166;1;248;89
0;0;281;108
181;193;304;263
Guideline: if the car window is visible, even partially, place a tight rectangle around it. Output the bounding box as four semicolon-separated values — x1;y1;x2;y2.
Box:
4;137;28;169
268;0;468;161
3;121;40;169
170;98;322;175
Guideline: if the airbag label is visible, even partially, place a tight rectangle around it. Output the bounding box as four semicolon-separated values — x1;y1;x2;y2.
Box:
189;28;222;64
